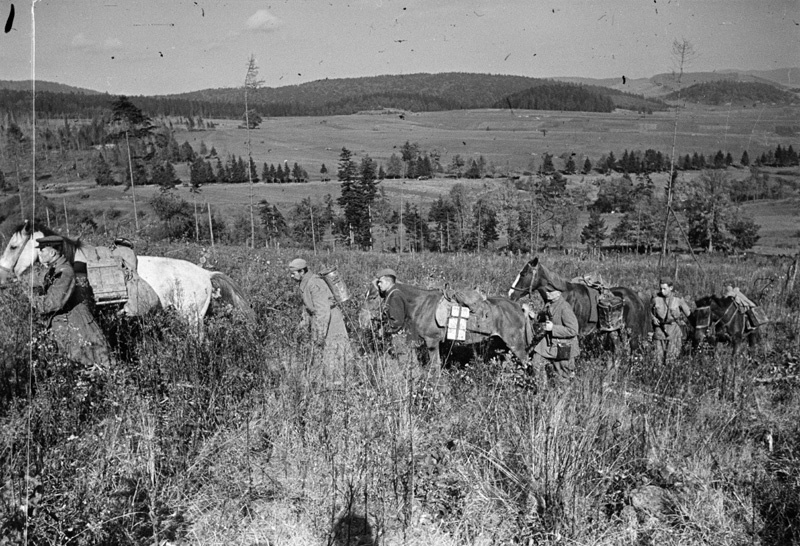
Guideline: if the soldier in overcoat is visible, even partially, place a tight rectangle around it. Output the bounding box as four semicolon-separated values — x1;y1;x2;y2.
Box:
650;276;691;365
526;278;580;387
373;268;413;359
289;258;352;377
32;235;112;368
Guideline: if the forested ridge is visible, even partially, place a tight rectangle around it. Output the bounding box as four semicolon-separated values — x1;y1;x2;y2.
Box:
666;81;798;105
0;72;666;120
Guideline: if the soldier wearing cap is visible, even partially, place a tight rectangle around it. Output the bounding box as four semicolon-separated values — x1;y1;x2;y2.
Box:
33;235;111;368
650;276;691;364
374;268;414;360
289;258;351;377
524;276;580;387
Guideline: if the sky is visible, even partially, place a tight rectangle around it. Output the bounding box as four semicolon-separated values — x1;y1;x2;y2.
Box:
1;0;797;96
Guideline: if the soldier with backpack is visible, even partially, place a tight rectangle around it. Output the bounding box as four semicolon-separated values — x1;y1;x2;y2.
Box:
289;258;352;378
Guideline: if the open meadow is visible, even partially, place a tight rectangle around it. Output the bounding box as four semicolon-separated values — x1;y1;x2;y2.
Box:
1;243;799;545
24;105;799;255
178;105;800;174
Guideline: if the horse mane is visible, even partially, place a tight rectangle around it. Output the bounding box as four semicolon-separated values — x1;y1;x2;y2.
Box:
396;282;441;297
694;295;736;319
13;222;83;265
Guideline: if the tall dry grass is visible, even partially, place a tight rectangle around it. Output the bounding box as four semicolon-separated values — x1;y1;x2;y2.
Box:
1;245;798;545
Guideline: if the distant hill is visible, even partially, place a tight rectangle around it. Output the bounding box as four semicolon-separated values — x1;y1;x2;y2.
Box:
169;72;666;115
0;72;665;119
719;67;800;87
0;69;794;119
665;81;798;105
651;71;787;94
552;68;800;98
0;80;101;95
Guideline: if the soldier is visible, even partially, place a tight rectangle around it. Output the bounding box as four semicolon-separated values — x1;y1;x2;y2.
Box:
650;276;691;364
525;278;580;388
374;268;413;361
289;258;351;378
32;235;111;368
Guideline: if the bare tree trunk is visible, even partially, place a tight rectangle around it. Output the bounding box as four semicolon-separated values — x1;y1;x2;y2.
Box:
125;130;139;232
207;203;215;247
659;39;696;268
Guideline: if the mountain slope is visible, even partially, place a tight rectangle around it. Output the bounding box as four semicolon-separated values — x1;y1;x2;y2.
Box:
665;81;798;105
0;80;102;95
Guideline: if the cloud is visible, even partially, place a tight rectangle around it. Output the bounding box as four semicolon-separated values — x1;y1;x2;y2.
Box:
102;38;122;51
70;33;93;49
70;33;123;52
245;9;282;33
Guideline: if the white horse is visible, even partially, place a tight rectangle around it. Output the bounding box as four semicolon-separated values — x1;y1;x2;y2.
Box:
0;222;255;333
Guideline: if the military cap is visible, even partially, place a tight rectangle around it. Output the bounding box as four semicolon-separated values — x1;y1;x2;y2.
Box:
541;276;567;292
288;258;308;271
36;235;64;249
375;268;397;280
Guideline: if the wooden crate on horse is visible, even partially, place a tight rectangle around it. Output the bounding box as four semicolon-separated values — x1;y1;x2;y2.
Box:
87;258;129;305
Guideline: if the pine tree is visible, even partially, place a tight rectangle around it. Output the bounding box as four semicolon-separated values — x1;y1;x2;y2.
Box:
154;160;179;191
94;153;116;186
249;157;259;183
259;199;288;237
565;155;576;174
582;157;592;174
540;153;555;174
215;157;228;183
580;209;607;250
337;148;378;249
180;141;195;163
386;153;403;178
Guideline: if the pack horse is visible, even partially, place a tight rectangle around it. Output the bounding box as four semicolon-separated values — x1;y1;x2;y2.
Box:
359;280;531;366
0;222;254;332
508;257;651;351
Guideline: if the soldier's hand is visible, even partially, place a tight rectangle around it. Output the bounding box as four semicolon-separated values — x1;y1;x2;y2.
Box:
543;320;554;332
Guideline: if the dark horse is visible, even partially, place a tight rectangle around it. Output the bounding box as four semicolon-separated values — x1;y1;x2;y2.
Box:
690;295;761;353
507;257;651;351
359;281;530;366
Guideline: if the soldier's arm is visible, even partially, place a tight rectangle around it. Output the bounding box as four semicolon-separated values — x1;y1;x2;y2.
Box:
679;298;691;318
650;296;667;323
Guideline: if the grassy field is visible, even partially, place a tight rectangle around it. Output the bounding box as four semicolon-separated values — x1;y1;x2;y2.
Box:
37;169;799;255
176;105;800;175
17;105;795;255
1;246;798;545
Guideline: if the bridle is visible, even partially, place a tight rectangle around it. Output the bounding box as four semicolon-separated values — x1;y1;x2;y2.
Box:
508;264;537;299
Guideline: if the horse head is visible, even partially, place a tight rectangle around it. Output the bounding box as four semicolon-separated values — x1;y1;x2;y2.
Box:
0;222;83;284
691;295;737;346
0;221;36;283
508;257;540;301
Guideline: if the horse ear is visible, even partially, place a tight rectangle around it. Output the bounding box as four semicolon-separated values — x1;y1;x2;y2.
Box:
531;257;539;267
23;219;31;234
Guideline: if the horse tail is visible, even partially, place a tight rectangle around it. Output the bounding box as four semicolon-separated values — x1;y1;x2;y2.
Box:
210;272;256;322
